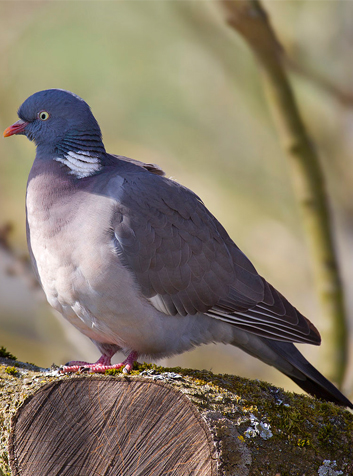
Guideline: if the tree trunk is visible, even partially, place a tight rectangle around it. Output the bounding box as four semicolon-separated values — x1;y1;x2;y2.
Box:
1;356;352;475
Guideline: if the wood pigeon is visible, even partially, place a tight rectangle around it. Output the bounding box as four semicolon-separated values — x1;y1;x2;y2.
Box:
4;89;352;408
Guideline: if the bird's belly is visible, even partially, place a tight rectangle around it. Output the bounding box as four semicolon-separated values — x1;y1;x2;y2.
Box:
28;225;158;351
29;231;144;344
32;238;232;356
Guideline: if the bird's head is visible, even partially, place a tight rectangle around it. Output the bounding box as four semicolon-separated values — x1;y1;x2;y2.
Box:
4;89;105;158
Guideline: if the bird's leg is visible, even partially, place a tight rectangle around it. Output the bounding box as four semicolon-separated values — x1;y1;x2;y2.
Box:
61;351;139;374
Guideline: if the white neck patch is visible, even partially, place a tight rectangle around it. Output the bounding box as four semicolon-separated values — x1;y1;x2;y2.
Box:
55;150;101;178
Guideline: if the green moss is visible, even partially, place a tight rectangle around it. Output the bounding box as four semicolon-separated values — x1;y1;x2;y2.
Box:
318;422;334;442
0;464;11;476
5;366;19;376
123;363;353;469
0;346;17;361
104;368;123;376
105;361;164;376
297;438;310;447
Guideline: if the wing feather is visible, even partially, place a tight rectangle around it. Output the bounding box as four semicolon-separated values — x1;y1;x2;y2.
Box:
109;168;320;345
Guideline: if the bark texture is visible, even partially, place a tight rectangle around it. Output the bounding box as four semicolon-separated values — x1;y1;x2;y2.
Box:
1;356;352;476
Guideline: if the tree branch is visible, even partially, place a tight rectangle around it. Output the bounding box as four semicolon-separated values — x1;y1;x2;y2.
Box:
218;0;348;386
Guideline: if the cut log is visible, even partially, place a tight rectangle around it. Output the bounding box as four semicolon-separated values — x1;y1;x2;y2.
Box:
9;378;216;476
1;357;353;476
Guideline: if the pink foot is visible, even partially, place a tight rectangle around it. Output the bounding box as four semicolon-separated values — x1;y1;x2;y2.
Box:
61;351;138;374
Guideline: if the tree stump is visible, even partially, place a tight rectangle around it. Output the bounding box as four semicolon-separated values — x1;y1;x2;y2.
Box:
9;377;216;476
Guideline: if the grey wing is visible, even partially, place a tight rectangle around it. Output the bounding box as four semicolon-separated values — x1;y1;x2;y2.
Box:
111;172;320;345
110;154;165;176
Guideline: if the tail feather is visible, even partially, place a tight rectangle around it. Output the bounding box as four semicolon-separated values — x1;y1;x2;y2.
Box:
233;334;353;409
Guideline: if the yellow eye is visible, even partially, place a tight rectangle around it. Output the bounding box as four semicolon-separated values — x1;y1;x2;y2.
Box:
38;111;50;121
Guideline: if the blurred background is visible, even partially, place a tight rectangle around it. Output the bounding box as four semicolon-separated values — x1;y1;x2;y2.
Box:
1;1;353;399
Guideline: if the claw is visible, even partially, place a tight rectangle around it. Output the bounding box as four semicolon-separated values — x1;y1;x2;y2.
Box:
60;351;139;374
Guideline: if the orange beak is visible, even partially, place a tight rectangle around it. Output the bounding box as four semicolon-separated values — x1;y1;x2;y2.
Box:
3;119;29;137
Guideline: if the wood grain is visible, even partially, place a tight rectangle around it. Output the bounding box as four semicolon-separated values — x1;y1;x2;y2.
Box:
9;377;216;476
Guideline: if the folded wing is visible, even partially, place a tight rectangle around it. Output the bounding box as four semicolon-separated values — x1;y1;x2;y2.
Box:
109;167;320;345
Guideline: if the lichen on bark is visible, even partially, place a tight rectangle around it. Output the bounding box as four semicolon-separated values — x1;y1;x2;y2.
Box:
1;356;352;475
